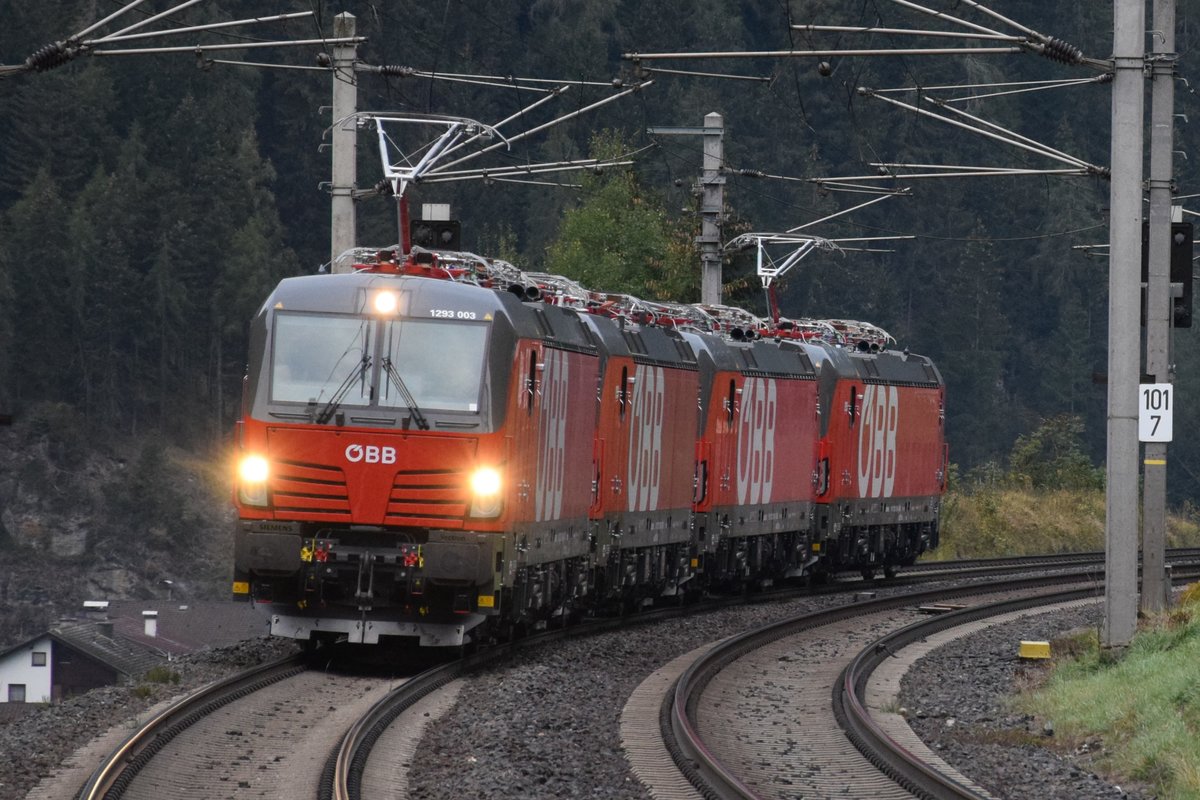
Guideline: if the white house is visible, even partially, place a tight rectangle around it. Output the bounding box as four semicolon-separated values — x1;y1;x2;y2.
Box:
0;635;53;703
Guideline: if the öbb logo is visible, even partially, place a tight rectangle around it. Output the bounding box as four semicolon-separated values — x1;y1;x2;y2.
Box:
856;385;898;498
536;349;570;521
345;444;397;464
737;377;777;505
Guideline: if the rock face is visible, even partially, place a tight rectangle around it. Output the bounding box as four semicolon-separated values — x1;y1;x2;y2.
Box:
0;408;235;648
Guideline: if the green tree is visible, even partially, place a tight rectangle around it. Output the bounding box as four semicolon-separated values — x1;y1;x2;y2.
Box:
1007;414;1103;491
0;224;12;413
2;167;73;406
545;131;695;297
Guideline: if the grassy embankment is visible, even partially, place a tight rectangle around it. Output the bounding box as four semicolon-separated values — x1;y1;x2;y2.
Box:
933;485;1200;559
934;485;1200;799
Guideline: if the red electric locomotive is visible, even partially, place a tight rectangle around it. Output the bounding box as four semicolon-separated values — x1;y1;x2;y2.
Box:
232;253;604;645
232;248;946;647
810;334;947;577
686;326;822;587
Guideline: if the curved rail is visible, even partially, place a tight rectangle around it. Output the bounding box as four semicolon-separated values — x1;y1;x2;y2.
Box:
321;655;471;800
663;571;1108;800
76;653;307;800
903;546;1200;576
835;564;1200;800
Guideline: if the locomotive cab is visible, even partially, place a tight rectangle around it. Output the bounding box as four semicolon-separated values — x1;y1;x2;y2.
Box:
232;272;525;646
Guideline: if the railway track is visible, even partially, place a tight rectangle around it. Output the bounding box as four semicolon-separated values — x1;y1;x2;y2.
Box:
75;653;308;800
70;552;1200;800
650;562;1200;800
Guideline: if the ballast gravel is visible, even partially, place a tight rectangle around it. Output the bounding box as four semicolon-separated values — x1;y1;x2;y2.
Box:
0;638;299;800
406;587;1148;800
898;603;1154;800
0;585;1151;800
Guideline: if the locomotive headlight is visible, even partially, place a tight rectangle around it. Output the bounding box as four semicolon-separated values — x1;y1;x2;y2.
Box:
373;290;399;315
469;466;503;518
237;455;270;507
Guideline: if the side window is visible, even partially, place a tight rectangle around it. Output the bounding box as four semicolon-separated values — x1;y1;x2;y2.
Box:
619;366;629;421
848;386;858;425
726;379;737;423
526;350;538;416
31;652;47;667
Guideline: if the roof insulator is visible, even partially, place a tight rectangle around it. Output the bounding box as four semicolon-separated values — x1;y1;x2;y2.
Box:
378;64;417;78
1041;38;1083;65
25;41;74;72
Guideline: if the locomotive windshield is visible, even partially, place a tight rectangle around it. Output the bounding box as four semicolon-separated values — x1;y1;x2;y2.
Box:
271;314;371;405
268;311;488;417
380;320;487;412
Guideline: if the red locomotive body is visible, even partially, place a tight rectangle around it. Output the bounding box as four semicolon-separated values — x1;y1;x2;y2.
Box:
812;345;946;576
689;335;822;585
580;316;701;603
233;267;603;645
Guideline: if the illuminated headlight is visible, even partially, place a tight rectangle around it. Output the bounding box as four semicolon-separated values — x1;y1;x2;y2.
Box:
238;455;270;507
373;290;399;315
469;467;503;518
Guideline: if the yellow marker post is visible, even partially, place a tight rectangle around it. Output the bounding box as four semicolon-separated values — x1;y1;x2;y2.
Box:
1019;641;1051;659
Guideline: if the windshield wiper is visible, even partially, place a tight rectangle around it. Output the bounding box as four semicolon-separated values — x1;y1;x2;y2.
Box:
382;357;430;431
315;355;371;425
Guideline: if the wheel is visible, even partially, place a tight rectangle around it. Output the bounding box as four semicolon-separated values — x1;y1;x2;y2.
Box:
883;564;898;580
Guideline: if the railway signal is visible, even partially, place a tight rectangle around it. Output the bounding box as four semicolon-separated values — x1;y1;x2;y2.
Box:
1140;220;1194;329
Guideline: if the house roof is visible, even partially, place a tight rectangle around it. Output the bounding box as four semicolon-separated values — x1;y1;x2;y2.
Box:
100;600;268;658
0;600;268;680
49;622;164;678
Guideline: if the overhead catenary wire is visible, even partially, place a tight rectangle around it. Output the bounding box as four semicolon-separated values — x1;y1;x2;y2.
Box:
813;181;916;195
90;36;365;57
484;177;583;188
624;46;1024;60
88;0;207;42
729;161;1106;243
399;70;615;87
872;76;1110;95
430;87;572;162
726;168;910;194
923;95;1097;169
426;79;654;175
4;0;330;76
873;161;1059;171
884;0;1007;38
418;159;636;184
790;23;1022;41
787;193;903;233
70;0;155;41
640;66;773;82
418;151;650;181
859;87;1106;174
951;0;1044;40
819;167;1093;181
206;58;327;71
938;76;1111;103
373;69;560;93
87;11;314;45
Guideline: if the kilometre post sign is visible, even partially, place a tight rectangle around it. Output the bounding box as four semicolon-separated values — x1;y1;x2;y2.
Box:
1139;383;1174;442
